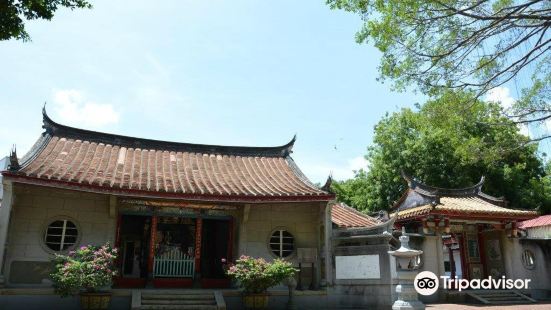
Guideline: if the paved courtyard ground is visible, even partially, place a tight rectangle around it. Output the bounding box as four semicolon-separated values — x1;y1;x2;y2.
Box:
427;303;551;309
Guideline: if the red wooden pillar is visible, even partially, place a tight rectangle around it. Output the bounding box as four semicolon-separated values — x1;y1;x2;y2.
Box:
195;218;202;273
477;225;487;278
458;232;469;280
148;215;158;275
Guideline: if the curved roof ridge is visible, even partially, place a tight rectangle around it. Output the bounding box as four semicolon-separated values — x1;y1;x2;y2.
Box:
41;107;295;157
401;171;504;203
2;108;333;202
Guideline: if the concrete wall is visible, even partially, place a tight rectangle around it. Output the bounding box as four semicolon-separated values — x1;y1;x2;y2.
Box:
502;235;551;300
236;202;324;289
5;183;116;286
331;244;396;309
238;202;322;262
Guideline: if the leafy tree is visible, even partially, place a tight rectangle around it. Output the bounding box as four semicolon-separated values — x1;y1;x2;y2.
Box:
327;0;551;139
333;91;551;214
0;0;92;41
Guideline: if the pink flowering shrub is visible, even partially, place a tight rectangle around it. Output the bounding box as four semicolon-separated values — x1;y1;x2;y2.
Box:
50;244;118;297
225;255;296;294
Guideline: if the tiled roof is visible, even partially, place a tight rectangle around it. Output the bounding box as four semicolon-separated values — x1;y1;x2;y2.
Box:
331;203;381;228
393;173;537;221
394;196;537;221
2;109;333;202
519;215;551;228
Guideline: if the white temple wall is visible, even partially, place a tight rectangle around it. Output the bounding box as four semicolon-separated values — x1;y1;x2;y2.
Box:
5;183;115;286
501;234;551;299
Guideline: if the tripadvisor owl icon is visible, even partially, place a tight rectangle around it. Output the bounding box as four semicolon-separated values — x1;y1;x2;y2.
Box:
414;271;439;296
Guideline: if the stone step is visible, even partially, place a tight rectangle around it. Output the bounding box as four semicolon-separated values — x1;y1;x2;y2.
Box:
141;290;214;295
483;296;527;301
140;305;218;310
142;294;215;300
466;290;536;305
142;300;217;305
478;293;521;297
483;301;532;304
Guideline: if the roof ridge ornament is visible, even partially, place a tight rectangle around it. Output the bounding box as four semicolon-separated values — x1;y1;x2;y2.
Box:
321;173;333;193
8;145;20;171
281;134;296;156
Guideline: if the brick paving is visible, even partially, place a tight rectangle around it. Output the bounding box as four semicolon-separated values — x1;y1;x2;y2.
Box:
427;303;551;309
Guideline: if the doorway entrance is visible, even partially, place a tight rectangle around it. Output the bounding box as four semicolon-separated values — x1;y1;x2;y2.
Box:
117;215;151;287
200;219;232;288
115;212;233;288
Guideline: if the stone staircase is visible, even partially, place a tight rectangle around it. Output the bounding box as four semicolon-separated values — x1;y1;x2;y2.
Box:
131;290;226;310
466;290;537;304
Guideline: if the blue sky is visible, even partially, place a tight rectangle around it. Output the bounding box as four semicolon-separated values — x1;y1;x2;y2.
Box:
2;1;429;183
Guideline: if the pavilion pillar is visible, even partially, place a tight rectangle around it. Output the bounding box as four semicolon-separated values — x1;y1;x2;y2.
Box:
447;244;455;289
0;180;14;287
147;215;158;279
195;217;202;277
477;226;487;278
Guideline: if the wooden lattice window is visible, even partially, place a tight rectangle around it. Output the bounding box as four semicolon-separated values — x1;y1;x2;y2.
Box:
269;229;294;258
44;220;78;251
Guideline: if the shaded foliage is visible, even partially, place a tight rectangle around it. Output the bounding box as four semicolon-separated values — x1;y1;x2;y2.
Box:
1;0;92;41
327;0;551;138
333;91;551;214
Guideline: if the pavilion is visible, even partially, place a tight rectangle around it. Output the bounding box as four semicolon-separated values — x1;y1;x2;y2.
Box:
392;173;538;302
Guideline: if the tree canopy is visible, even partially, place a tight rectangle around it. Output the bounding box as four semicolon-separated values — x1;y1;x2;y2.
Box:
0;0;91;41
332;91;551;214
327;0;551;138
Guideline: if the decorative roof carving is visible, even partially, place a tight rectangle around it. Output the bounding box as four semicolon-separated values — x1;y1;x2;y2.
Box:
8;145;19;171
321;174;333;193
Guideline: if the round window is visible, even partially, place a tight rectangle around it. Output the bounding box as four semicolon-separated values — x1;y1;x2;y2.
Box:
44;220;78;251
521;249;535;269
269;229;294;258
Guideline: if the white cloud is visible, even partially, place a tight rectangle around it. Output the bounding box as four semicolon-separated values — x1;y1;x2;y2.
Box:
52;89;120;128
347;156;369;173
518;124;531;137
486;86;516;110
485;87;533;137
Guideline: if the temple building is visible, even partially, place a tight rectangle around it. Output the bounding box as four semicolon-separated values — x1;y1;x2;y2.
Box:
0;109;334;290
392;173;540;303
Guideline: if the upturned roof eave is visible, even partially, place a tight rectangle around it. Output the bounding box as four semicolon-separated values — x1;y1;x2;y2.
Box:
393;207;538;222
40;106;297;157
2;172;335;203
